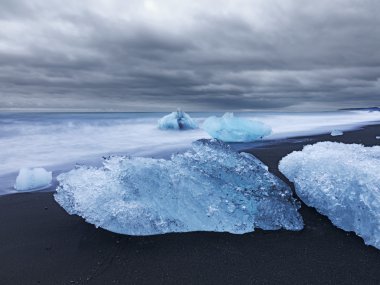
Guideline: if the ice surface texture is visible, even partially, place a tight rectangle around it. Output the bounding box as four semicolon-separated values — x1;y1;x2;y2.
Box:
279;142;380;249
158;109;198;130
202;113;271;142
55;140;302;235
331;130;343;136
15;167;52;191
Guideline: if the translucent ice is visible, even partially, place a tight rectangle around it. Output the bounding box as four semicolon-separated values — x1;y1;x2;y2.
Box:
202;113;271;142
55;140;302;235
279;142;380;249
330;129;343;136
15;167;52;191
158;109;198;130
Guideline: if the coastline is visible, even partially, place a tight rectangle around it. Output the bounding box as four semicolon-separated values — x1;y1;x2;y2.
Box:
0;124;379;284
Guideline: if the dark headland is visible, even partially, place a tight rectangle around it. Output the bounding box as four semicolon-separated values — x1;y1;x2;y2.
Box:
1;124;380;285
339;107;380;112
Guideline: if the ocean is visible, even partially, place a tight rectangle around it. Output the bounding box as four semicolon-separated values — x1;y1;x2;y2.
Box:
0;110;379;195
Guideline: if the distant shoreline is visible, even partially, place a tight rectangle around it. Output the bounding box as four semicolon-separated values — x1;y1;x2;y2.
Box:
1;108;379;113
339;106;380;111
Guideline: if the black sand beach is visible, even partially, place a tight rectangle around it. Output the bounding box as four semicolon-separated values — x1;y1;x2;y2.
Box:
1;125;380;285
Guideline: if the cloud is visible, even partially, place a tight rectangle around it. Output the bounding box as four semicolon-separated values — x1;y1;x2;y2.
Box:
0;0;379;111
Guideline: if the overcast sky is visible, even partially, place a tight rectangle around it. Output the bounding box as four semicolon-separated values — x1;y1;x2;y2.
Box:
0;0;379;111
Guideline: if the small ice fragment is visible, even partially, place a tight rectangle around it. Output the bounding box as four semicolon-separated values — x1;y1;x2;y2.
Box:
279;142;380;249
202;113;271;142
376;136;380;140
330;129;343;136
15;167;52;191
158;109;198;130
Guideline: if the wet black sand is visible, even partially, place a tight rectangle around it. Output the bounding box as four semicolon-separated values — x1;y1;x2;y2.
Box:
0;124;380;285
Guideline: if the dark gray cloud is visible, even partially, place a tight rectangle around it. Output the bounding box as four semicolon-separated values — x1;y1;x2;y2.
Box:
0;0;379;111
